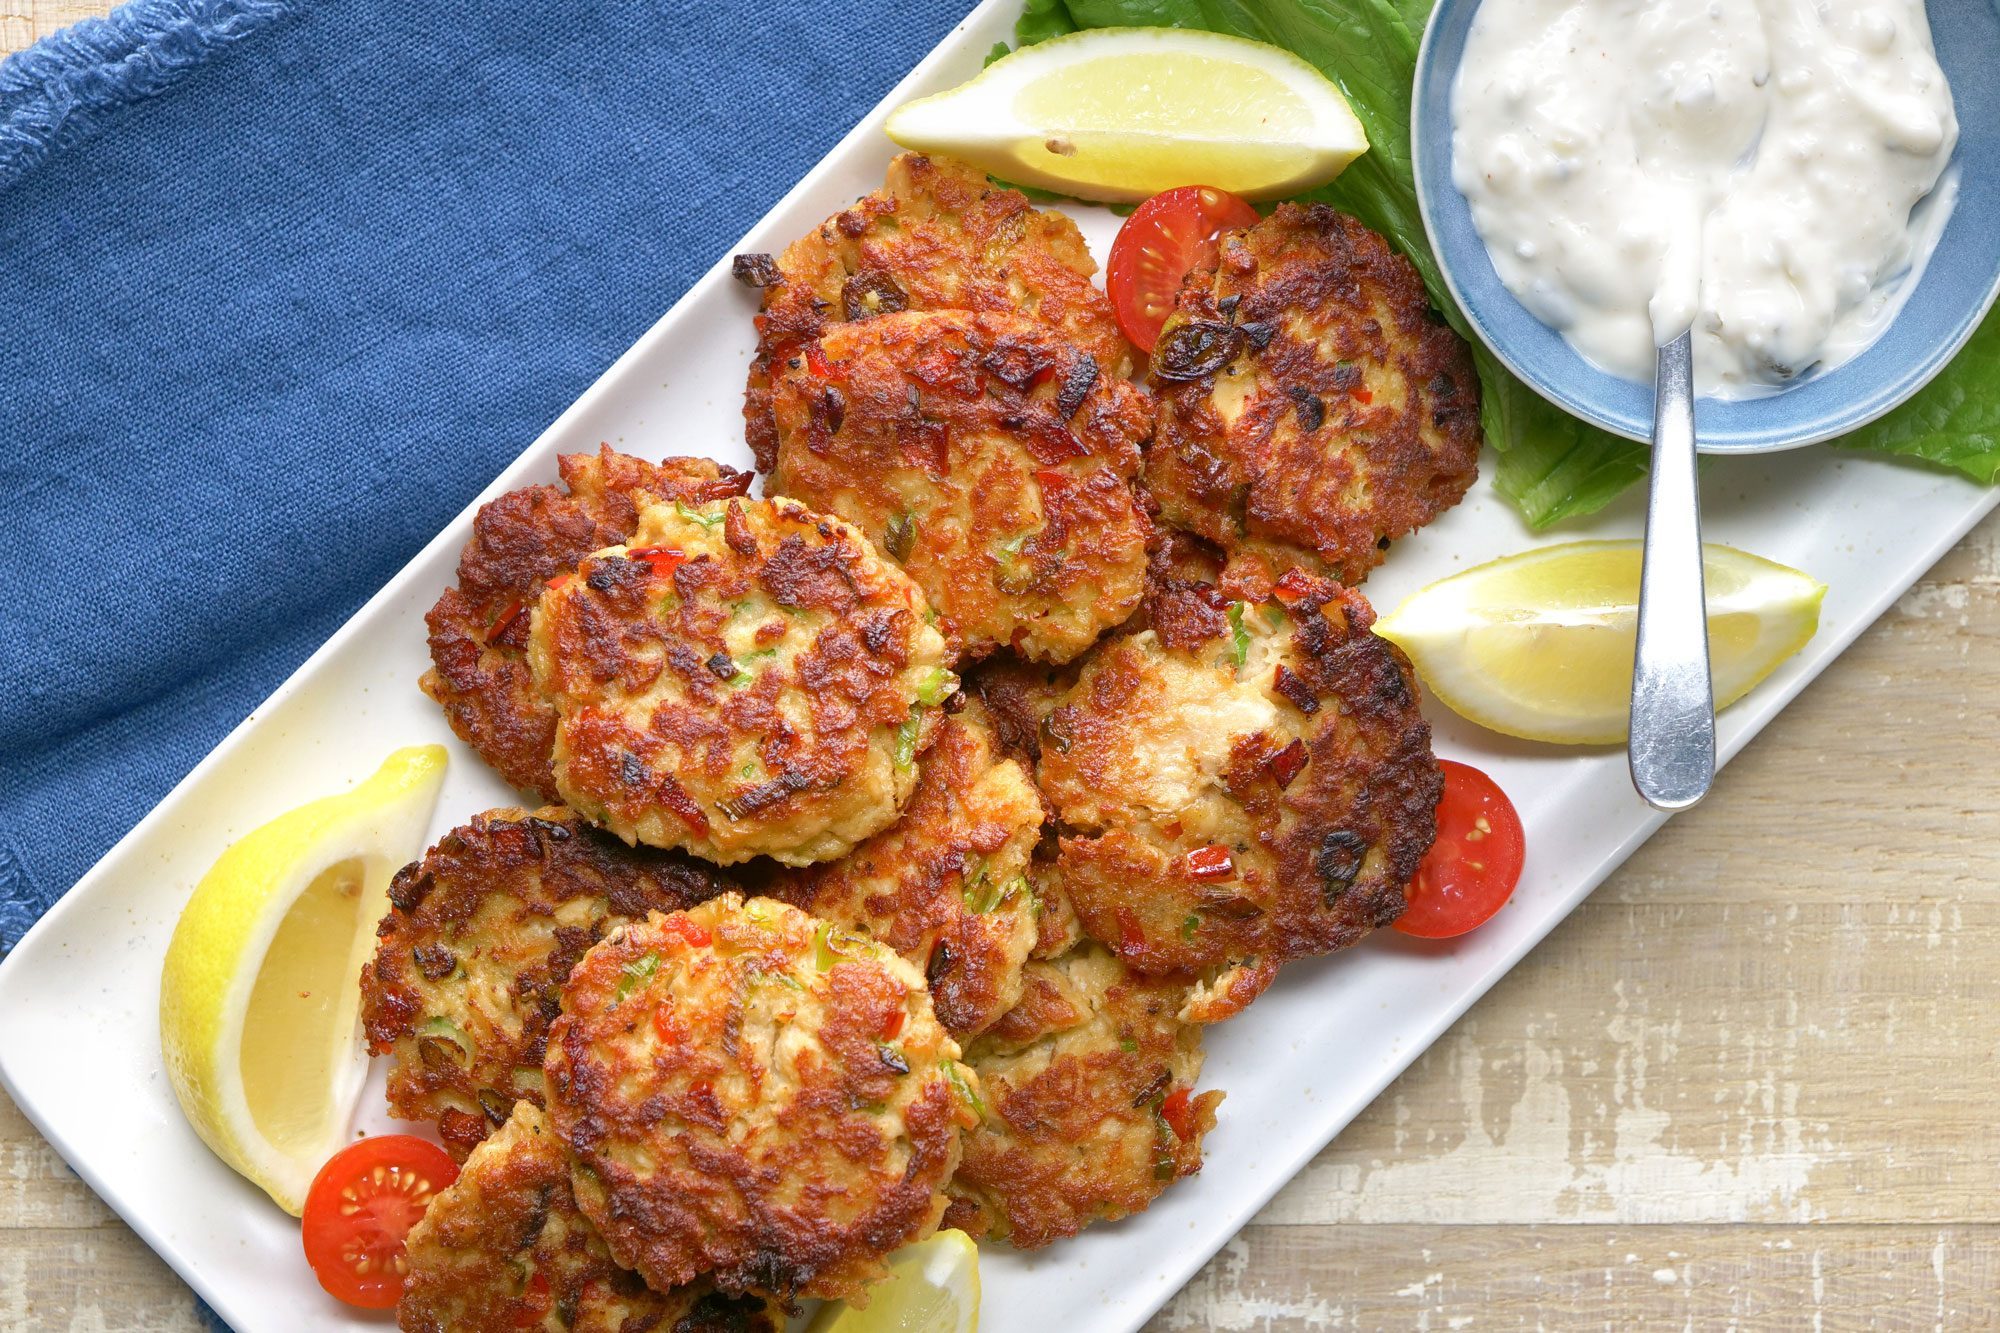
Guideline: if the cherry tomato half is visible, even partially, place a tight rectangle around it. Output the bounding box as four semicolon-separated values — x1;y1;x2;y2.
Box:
1106;185;1260;353
1394;760;1526;939
301;1134;458;1310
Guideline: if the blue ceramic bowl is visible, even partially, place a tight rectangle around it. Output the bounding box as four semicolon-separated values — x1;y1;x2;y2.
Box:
1411;0;2000;451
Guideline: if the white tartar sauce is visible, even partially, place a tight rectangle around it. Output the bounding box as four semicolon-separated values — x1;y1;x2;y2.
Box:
1452;0;1959;397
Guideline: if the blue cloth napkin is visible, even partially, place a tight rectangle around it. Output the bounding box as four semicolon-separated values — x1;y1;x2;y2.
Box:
0;0;967;1323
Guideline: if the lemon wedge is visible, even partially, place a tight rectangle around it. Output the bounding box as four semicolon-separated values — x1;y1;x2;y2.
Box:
159;745;447;1215
1376;542;1826;745
886;28;1368;202
809;1230;981;1333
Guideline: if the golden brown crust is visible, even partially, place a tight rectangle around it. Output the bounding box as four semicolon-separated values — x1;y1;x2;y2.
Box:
421;449;753;799
1024;848;1084;962
1144;204;1482;585
768;309;1153;664
1036;551;1441;1019
545;895;977;1303
400;1103;781;1333
528;497;954;866
960;654;1077;768
762;712;1047;1040
360;807;736;1159
740;152;1133;472
943;946;1222;1248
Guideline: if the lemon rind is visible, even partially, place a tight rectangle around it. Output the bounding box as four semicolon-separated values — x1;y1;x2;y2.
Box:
885;27;1368;203
1377;543;1825;746
158;745;446;1214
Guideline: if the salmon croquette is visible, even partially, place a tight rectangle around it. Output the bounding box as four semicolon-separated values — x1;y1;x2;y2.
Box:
360;807;734;1158
527;496;955;866
399;1102;780;1333
1036;544;1441;1021
765;711;1047;1040
943;945;1222;1249
737;152;1132;472
768;309;1153;664
1145;203;1483;586
423;448;752;800
544;894;979;1302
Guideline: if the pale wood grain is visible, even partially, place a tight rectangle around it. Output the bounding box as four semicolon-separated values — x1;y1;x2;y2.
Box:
0;1228;203;1332
1151;1224;2000;1329
0;1;104;55
5;4;2000;1329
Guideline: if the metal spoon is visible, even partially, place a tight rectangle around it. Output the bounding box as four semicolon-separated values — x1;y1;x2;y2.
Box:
1629;331;1715;810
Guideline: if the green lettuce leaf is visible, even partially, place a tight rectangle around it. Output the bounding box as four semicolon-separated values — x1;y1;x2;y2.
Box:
1014;0;1080;44
1014;0;1997;526
1831;314;2000;482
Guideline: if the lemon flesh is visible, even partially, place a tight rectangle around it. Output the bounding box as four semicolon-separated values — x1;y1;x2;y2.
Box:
886;28;1368;202
809;1230;980;1333
1375;542;1825;745
159;746;447;1214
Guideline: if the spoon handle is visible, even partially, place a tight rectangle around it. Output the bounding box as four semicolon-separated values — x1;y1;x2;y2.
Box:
1630;331;1716;810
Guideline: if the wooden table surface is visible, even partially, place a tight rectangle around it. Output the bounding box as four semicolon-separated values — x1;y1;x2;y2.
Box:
7;3;1998;1327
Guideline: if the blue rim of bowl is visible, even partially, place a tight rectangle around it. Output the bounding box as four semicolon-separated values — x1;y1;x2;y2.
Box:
1410;0;2000;453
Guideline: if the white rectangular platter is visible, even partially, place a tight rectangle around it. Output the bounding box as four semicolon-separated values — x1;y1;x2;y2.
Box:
2;2;1995;1329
